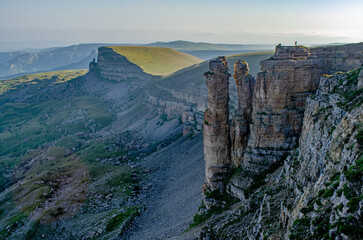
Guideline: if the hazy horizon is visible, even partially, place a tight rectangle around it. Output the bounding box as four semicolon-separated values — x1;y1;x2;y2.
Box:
1;0;362;51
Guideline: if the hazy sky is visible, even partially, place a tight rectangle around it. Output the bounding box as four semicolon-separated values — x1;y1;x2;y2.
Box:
0;0;362;50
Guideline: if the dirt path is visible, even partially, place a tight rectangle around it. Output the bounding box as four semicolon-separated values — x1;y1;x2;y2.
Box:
121;133;204;240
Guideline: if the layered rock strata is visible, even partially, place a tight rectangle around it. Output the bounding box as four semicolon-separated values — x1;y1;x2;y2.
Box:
90;47;151;81
203;57;232;194
230;60;255;167
242;45;323;175
199;68;363;239
203;43;363;202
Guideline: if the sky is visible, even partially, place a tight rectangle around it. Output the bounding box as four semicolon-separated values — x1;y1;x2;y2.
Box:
0;0;362;50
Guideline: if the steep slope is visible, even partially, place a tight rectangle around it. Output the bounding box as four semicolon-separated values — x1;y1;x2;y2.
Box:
196;68;362;240
0;44;103;78
109;46;203;76
0;66;205;239
183;43;363;239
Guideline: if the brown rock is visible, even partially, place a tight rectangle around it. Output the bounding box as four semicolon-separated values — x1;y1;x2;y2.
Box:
203;57;232;194
230;60;255;167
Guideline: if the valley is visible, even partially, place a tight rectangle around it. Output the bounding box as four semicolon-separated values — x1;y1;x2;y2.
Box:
0;42;361;240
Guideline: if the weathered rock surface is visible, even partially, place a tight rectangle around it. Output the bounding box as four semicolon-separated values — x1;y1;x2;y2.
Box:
198;66;362;240
90;47;152;81
230;60;255;167
202;43;363;201
203;57;232;196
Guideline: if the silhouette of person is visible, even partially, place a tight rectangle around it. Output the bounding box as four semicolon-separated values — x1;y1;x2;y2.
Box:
295;41;297;46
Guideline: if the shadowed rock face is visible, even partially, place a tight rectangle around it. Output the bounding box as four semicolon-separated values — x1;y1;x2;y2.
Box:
203;43;363;202
202;57;231;197
90;47;151;81
230;60;255;167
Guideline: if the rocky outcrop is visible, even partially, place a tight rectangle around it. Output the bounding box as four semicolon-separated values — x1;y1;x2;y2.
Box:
198;63;362;240
202;43;363;203
310;43;363;72
90;47;151;81
203;57;232;196
242;45;323;176
230;60;255;167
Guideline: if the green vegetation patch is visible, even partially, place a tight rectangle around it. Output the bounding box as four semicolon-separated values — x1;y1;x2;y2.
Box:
105;207;139;232
0;95;114;157
0;70;87;95
189;190;239;228
0;212;27;239
290;217;311;240
109;46;202;76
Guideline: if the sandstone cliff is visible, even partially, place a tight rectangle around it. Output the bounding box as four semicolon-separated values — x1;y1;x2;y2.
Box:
197;43;362;239
198;57;362;240
203;57;232;198
202;43;363;201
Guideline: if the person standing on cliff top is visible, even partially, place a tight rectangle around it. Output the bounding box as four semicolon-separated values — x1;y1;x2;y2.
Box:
295;41;297;46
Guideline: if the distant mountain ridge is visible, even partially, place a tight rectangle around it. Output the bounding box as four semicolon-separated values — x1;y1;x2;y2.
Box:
146;40;274;51
0;41;350;79
0;41;274;79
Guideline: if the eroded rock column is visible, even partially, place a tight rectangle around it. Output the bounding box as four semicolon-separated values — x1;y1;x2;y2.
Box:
230;60;255;167
203;57;231;194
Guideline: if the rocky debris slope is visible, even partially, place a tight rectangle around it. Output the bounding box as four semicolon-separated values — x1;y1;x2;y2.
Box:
198;66;362;240
120;134;204;240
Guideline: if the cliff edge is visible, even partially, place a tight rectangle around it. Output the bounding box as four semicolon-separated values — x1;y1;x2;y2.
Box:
196;43;363;239
89;46;202;81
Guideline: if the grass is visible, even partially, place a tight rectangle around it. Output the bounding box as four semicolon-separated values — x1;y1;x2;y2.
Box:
11;147;89;216
0;70;88;95
0;95;114;157
158;51;272;91
0;212;27;238
108;46;202;76
105;207;139;232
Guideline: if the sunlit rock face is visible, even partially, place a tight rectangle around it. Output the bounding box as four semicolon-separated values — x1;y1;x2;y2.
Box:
203;43;363;202
203;57;232;197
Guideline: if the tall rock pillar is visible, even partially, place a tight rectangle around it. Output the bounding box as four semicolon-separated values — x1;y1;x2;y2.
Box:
231;60;255;167
203;57;231;195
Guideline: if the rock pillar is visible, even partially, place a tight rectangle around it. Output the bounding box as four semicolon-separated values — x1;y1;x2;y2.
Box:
203;57;232;194
230;60;255;167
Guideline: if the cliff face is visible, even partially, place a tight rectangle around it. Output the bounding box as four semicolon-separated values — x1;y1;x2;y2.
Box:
242;46;322;176
202;43;363;204
203;57;232;197
90;47;152;81
230;60;255;167
199;69;362;239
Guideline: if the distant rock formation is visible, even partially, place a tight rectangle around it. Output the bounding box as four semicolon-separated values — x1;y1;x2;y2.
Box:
203;43;363;204
89;47;152;81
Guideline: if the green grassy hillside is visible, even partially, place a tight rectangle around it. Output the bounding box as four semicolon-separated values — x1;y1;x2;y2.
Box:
109;46;203;76
159;51;273;90
0;69;88;95
0;70;141;239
